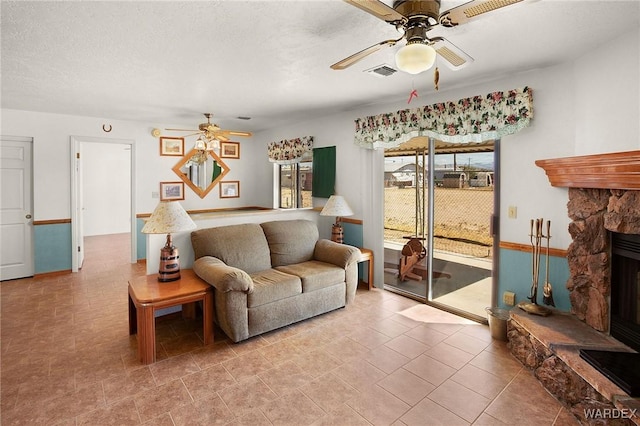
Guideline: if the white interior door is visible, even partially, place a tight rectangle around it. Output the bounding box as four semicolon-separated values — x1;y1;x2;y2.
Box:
1;137;34;280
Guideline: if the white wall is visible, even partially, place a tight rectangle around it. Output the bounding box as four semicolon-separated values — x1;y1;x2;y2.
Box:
574;29;640;154
82;142;131;236
0;110;273;222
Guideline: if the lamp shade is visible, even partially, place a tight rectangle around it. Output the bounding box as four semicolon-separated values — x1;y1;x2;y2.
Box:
141;201;197;234
320;195;354;217
395;42;436;75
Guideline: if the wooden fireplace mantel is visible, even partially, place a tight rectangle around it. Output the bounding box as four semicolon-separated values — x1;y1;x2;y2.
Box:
535;150;640;190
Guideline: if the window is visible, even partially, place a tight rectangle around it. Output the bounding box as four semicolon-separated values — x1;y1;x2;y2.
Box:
279;161;312;209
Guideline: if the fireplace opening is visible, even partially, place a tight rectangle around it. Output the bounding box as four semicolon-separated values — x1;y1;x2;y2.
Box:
580;232;640;397
610;231;640;352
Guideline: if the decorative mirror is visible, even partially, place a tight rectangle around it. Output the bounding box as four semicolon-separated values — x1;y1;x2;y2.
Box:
172;148;230;198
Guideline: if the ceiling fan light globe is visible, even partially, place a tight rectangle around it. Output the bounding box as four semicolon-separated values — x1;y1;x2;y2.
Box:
205;139;220;152
194;137;206;150
395;43;436;74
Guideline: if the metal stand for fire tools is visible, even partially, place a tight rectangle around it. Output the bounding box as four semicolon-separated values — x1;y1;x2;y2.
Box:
518;218;553;317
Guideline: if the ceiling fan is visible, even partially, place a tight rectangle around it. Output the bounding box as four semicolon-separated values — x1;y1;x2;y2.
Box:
165;113;252;142
331;0;524;74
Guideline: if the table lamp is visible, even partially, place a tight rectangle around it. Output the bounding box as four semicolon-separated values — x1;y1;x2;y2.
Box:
320;195;354;243
142;201;197;282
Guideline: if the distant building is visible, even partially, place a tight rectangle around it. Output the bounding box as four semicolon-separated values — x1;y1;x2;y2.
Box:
469;171;494;187
385;163;470;188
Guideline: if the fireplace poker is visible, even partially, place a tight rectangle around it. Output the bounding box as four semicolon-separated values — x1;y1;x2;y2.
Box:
528;218;542;305
528;219;536;302
543;220;556;307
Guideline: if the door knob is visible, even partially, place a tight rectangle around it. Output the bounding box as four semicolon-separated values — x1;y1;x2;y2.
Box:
25;214;32;219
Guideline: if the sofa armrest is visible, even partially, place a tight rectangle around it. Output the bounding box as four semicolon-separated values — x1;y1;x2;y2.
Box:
193;256;254;294
313;239;360;268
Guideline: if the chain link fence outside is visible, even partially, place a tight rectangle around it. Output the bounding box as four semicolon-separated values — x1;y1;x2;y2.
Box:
385;186;494;258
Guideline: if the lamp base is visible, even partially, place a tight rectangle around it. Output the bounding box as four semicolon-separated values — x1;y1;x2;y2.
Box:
331;223;344;244
158;245;180;282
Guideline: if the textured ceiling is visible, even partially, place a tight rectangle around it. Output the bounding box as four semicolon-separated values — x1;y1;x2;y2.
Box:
2;1;639;132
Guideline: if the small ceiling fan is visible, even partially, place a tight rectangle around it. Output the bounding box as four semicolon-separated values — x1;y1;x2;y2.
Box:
331;0;524;74
165;113;252;142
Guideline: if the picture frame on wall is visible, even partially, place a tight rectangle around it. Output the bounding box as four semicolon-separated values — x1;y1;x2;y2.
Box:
160;181;185;201
220;141;240;159
160;136;184;156
220;181;240;198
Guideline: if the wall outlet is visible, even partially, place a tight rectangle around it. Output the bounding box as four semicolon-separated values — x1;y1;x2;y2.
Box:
503;291;516;306
152;191;159;199
507;205;517;219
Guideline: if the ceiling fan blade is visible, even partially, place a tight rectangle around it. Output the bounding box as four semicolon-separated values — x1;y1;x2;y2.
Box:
439;0;524;27
165;128;199;132
343;0;406;24
331;38;401;70
216;135;229;142
218;130;253;137
431;37;474;70
182;132;203;138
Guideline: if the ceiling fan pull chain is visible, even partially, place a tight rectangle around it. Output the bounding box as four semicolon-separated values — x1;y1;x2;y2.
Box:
434;66;439;91
407;88;418;104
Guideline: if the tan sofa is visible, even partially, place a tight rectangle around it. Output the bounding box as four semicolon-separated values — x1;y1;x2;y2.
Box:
191;219;360;343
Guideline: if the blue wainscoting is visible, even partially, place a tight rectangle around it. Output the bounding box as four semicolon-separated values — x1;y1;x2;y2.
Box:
498;247;571;312
34;223;72;274
136;217;146;261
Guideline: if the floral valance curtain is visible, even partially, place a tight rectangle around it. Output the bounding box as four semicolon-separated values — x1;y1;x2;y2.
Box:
268;136;314;164
354;87;533;149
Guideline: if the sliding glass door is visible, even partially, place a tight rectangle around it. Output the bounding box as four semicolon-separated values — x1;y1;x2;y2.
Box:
383;138;498;321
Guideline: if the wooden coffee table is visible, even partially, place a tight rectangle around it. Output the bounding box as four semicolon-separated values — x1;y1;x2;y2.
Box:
128;269;213;364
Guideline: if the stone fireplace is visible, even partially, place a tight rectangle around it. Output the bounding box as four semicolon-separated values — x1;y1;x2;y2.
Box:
537;150;640;335
506;151;640;425
566;187;640;335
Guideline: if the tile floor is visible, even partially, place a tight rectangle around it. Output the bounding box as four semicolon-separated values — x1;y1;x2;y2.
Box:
1;234;579;425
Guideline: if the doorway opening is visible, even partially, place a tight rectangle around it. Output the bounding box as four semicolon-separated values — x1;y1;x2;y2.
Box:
70;136;136;272
383;138;498;321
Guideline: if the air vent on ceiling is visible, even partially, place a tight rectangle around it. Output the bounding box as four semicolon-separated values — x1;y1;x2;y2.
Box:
236;116;252;120
365;64;397;77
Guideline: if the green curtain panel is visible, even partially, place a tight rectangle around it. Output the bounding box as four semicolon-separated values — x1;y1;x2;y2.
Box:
211;161;222;182
312;146;336;198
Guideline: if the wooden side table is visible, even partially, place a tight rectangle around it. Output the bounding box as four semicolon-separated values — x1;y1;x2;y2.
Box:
128;269;213;364
358;248;374;290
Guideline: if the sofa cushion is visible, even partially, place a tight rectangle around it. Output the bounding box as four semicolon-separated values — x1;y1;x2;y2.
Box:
276;261;345;293
191;223;271;274
248;269;302;308
261;220;319;267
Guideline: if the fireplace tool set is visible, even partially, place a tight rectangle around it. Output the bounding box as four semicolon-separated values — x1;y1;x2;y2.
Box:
518;218;554;316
